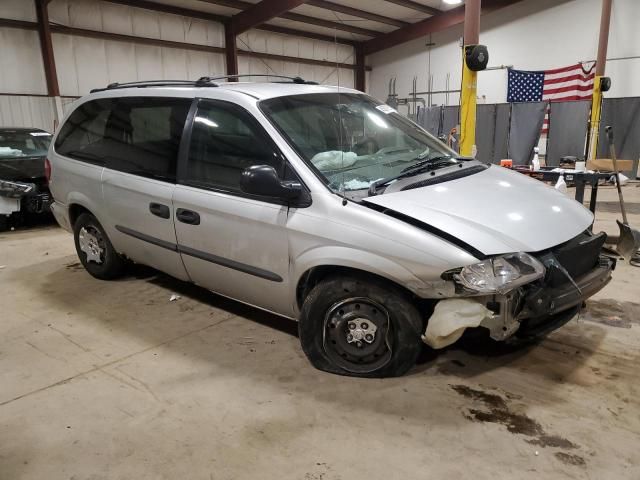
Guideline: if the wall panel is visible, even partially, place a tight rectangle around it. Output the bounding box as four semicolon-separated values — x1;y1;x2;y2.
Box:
0;28;46;94
0;96;57;132
0;0;37;22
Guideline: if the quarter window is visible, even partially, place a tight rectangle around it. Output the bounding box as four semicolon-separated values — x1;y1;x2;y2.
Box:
55;97;191;182
183;101;283;191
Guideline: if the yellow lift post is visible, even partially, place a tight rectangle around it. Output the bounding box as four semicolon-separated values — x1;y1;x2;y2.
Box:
459;0;481;158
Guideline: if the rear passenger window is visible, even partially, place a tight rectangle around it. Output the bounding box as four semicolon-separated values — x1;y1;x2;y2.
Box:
55;97;191;182
183;101;283;192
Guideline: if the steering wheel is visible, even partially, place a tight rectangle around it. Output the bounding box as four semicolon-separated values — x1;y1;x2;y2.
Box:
353;137;380;156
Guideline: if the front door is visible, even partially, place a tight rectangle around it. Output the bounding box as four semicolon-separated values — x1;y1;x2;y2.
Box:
173;99;293;316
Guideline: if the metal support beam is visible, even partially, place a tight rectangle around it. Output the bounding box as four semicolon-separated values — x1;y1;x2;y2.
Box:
103;0;358;46
306;0;409;28
231;0;307;35
595;0;612;77
355;44;365;92
382;0;441;16
588;0;613;161
363;0;523;55
224;23;239;80
34;0;60;97
44;23;361;71
459;0;480;157
200;0;378;36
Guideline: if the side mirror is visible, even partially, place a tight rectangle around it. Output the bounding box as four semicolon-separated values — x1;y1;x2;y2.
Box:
240;165;302;200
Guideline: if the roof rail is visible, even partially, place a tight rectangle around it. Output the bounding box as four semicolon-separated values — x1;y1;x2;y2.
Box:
196;74;318;85
89;79;211;93
89;75;317;93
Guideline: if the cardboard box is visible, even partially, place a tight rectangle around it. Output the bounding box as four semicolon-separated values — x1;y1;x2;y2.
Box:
587;158;635;172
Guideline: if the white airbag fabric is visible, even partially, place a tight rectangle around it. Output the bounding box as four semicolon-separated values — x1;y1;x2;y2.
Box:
422;299;492;349
310;150;357;170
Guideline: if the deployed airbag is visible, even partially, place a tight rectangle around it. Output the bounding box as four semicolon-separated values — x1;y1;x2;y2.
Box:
311;150;357;170
422;298;492;349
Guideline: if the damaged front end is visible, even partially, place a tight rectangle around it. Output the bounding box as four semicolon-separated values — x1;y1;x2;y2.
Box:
0;178;52;226
423;231;615;348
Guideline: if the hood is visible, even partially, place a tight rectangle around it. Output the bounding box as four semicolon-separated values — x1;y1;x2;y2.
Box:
0;156;46;182
364;165;593;256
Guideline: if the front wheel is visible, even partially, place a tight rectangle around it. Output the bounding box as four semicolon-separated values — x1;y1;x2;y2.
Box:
73;213;127;280
299;275;424;377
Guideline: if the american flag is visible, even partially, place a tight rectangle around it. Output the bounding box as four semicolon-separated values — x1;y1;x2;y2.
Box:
507;63;596;134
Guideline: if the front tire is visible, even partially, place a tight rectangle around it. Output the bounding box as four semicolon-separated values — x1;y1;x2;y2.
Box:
73;213;126;280
299;275;424;377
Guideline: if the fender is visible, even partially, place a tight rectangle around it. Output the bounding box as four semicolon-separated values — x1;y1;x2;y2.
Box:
291;245;438;305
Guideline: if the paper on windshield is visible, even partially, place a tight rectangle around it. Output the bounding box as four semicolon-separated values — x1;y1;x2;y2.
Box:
376;104;397;115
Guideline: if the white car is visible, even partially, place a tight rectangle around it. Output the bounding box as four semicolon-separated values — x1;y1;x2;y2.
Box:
47;76;614;377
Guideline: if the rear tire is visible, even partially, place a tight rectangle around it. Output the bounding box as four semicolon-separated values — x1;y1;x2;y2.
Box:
73;213;126;280
299;275;424;377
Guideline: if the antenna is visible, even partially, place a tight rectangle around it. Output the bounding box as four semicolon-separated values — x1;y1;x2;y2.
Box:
334;30;348;207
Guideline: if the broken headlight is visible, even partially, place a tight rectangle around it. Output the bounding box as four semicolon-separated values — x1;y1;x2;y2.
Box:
0;179;34;198
454;252;545;295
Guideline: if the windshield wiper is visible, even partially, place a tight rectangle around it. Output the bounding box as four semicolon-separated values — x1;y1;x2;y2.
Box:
399;155;454;173
368;155;458;196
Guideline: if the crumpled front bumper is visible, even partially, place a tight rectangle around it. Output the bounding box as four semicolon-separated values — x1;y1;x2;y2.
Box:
481;255;615;340
0;179;51;215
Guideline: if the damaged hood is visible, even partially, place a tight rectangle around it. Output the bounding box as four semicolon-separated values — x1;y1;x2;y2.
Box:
364;165;593;256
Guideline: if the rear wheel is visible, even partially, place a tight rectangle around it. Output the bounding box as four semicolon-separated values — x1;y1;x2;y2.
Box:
73;213;126;280
299;275;424;377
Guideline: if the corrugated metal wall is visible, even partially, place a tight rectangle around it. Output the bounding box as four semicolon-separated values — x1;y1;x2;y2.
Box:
0;0;355;131
0;96;58;131
49;0;227;96
237;30;354;87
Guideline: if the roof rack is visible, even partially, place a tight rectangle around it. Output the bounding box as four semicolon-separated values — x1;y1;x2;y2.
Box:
90;80;207;93
196;74;318;85
89;75;317;93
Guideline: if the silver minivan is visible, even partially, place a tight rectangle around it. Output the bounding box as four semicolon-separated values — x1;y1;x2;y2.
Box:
48;77;614;377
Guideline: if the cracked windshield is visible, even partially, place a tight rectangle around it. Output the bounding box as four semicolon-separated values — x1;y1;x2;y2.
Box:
261;93;458;194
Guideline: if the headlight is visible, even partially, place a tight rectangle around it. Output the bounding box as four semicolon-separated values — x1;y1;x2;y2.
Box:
0;179;34;198
454;252;545;294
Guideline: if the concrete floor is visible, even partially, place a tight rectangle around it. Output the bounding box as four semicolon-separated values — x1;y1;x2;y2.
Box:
1;184;640;480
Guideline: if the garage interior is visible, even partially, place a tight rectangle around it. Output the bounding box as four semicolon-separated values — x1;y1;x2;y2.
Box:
1;0;640;478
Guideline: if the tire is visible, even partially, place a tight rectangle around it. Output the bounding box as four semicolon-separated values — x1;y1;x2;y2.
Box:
299;275;424;378
73;213;127;280
0;215;8;232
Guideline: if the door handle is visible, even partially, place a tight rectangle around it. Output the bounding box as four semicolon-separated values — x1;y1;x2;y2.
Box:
176;208;200;225
149;202;170;219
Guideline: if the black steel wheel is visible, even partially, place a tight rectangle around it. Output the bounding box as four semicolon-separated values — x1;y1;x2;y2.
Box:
299;275;424;377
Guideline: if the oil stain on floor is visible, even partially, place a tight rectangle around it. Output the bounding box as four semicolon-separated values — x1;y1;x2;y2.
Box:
451;384;586;464
583;299;640;329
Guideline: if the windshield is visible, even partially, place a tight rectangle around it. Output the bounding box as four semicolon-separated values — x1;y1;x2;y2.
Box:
0;130;52;159
260;93;458;192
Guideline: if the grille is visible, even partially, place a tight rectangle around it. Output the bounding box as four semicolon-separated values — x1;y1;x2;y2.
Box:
540;231;606;287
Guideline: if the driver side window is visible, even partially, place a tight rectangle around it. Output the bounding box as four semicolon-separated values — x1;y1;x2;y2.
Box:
183;101;283;192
